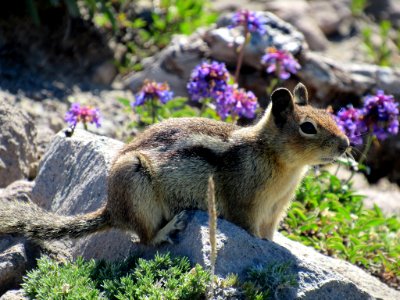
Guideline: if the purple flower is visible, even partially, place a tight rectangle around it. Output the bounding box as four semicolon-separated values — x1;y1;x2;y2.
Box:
187;61;230;101
133;80;173;107
215;86;258;120
230;9;266;34
361;90;399;141
334;106;365;145
65;103;101;128
261;47;301;80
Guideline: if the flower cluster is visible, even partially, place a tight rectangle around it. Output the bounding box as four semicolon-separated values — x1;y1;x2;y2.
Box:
226;86;258;119
133;80;173;107
334;90;399;145
187;61;258;120
334;106;364;145
230;9;266;34
361;90;399;141
261;47;301;80
65;103;101;128
187;61;230;101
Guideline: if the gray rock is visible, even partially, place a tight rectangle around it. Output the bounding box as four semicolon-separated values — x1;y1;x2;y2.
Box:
264;0;328;51
0;244;28;295
0;290;27;300
0;100;38;187
0;180;34;203
309;0;352;36
31;129;136;261
213;11;305;67
31;129;123;213
28;129;399;299
297;51;400;105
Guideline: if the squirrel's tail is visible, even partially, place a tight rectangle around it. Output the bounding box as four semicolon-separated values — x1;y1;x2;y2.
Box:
0;200;111;240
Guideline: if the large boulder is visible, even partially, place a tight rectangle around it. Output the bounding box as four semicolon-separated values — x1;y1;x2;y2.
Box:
0;98;38;187
24;129;400;299
31;130;133;261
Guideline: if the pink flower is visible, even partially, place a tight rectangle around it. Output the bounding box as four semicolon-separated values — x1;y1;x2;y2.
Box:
261;47;301;80
65;103;101;128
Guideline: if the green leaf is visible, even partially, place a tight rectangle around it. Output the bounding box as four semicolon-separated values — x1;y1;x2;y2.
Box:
117;97;132;108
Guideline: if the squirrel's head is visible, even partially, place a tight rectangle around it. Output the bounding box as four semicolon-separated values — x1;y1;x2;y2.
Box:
267;83;350;166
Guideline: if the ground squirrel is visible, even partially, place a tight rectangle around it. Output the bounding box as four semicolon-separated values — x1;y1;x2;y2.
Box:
0;83;349;245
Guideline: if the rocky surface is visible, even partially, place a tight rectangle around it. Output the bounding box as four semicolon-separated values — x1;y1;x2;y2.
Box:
18;129;399;299
0;289;27;300
2;88;135;152
0;100;38;187
0;180;34;203
0;241;30;295
29;130;136;262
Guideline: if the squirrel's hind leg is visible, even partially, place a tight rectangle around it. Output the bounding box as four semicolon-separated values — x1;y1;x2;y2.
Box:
150;211;188;246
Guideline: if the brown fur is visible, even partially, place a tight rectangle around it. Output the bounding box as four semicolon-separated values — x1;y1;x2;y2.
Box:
0;83;349;245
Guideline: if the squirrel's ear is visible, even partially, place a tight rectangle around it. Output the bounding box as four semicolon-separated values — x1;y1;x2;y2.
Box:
293;82;308;106
271;87;294;128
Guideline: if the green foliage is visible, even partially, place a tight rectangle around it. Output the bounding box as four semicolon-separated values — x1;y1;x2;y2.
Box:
282;170;400;289
152;0;217;36
113;253;210;299
22;253;210;300
350;0;367;16
22;257;102;299
242;262;297;300
110;0;216;73
361;20;393;67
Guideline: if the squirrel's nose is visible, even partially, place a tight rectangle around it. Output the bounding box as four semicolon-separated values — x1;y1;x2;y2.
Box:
338;137;350;154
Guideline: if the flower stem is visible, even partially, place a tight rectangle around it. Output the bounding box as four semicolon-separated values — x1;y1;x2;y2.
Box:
83;122;88;131
346;132;373;184
266;78;279;96
234;29;250;84
151;98;156;124
358;132;373;166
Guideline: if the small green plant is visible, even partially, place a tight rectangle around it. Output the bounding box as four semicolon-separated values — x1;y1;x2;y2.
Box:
22;253;210;299
350;0;367;17
282;171;400;289
361;20;393;67
22;256;102;299
242;262;298;299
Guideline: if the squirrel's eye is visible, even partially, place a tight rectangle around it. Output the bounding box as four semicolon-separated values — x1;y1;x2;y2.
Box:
300;122;317;135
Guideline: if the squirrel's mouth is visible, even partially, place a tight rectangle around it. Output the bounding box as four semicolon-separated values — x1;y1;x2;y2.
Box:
319;157;335;164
